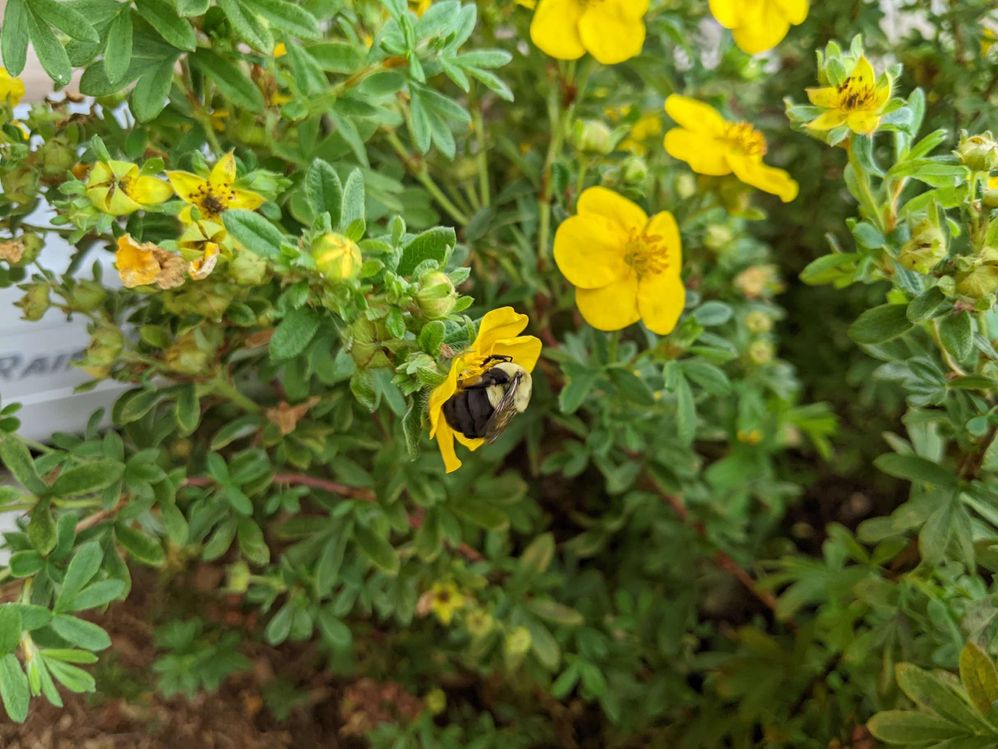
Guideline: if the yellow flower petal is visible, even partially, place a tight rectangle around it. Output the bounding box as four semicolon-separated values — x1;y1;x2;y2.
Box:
638;272;685;335
553;214;628;289
847;111;880;135
664;95;726;135
530;0;585;60
852;56;875;86
806;110;847;131
645;211;682;273
435;422;464;473
731;13;790;55
575;272;641;331
727;155;798;203
0;67;25;106
708;0;741;28
454;431;485;451
578;0;647;65
577;186;647;232
805;86;839;108
209;152;237;191
428;357;463;437
489;335;543;373
473;307;530;353
167;170;208;203
228;188;265;211
130;175;173;206
115;235;161;288
189;244;220;280
774;0;808;24
663;128;730;175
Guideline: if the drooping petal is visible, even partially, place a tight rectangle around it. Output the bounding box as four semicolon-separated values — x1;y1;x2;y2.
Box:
115;235;160;288
727;154;799;202
577;186;647;233
575;272;640;331
847;111;880;135
553;215;628;289
472;307;530;355
490;335;543;373
428;359;463;437
774;0;808;24
806;110;847;131
731;13;790;55
167;171;208;204
805;86;839;108
189;244;220;280
530;0;586;60
130;175;174;206
209;152;237;190
435;422;463;473
454;431;485;452
637;272;686;335
707;0;741;28
227;187;265;211
664;129;731;176
578;0;646;65
664;95;727;135
645;211;683;275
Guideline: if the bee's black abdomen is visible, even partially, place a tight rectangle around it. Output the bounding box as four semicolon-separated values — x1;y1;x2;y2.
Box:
443;388;496;439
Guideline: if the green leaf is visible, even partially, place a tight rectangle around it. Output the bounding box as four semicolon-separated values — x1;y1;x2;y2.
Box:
867;710;966;743
115;524;165;566
559;364;600;415
907;286;949;322
46;659;95;694
1;0;29;76
270;307;321;361
518;533;554;576
338;169;366;233
895;663;992;731
237;519;270;565
682;360;732;396
223;210;284;258
265;603;292;645
397;227;456;276
526;619;560;671
354;525;399;575
453;501;508;531
191;48;264;112
874;453;956;488
113;388;163;425
243;0;321;39
25;8;71;86
28;505;57;556
0;433;48;495
799;252;858;286
939;312;974;362
103;9;133;83
316;609;352;648
0;607;22;655
218;0;273;52
960;642;998;718
50;614;111;650
0;654;29;723
674;376;696;446
59;542;103;603
130;59;177;122
174;384;200;435
135;0;196;50
33;0;98;42
848;304;913;345
51;460;124;497
8;551;44;577
304;159;342;224
314;532;347;597
527;599;584;627
59;580;128;612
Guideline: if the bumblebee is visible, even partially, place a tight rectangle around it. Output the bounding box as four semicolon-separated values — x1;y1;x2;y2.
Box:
442;355;533;443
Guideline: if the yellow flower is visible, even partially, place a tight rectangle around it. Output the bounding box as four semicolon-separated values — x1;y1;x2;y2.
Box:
621;112;662;156
115;235;186;289
530;0;647;65
0;68;25;106
427;582;466;625
166;152;264;224
86;160;174;216
428;307;542;473
554;186;685;335
708;0;808;55
805;56;892;136
273;42;287;58
663;95;798;203
409;0;431;14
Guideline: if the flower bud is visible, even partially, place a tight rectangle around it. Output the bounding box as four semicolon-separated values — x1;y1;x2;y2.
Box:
39;140;76;177
415;271;457;320
956;263;998;301
571;119;613;155
745;310;774;333
78;323;124;377
704;224;734;251
503;626;532;667
226;561;251;593
311;232;362;282
230;250;268;286
164;332;211;375
734;264;783;299
67;280;108;313
747;339;775;365
675;173;697;199
16;283;50;321
984;184;998;210
956;131;998;172
898;220;947;274
349;318;391;369
465;608;495;639
1;166;40;204
621;155;649;184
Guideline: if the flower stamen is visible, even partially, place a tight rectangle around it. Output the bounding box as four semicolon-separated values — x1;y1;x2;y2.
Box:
722;122;768;157
623;229;670;278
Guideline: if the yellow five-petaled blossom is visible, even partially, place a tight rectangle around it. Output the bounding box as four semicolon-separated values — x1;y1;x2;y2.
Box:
86;160;174;217
0;67;25;106
428;307;542;473
805;56;892;136
663;95;798;203
708;0;808;55
167;152;264;224
427;582;466;625
530;0;648;65
555;186;685;335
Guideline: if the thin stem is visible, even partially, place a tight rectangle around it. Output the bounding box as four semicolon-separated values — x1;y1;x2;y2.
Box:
471;97;491;207
209;376;262;413
385;131;470;225
846;138;885;233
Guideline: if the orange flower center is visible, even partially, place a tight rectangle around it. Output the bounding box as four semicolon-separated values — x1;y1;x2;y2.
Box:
192;182;235;218
722;122;767;157
623;228;671;278
835;77;879;111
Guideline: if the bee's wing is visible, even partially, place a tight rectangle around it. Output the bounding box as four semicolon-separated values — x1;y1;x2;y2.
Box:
483;370;523;444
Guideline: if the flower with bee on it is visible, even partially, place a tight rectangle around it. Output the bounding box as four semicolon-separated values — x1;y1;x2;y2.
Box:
166;152;264;224
428;307;542;473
